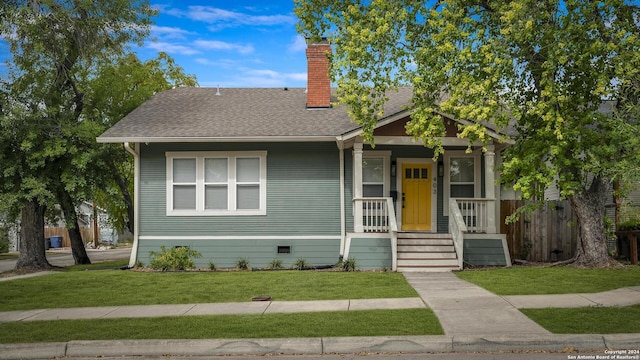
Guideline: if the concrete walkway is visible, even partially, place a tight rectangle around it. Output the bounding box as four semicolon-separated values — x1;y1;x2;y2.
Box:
403;272;551;336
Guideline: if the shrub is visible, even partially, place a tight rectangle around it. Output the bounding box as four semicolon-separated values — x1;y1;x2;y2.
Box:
268;258;283;270
149;246;202;271
0;241;8;254
293;258;309;270
339;257;357;272
235;257;251;270
208;261;217;271
0;225;9;254
618;217;640;231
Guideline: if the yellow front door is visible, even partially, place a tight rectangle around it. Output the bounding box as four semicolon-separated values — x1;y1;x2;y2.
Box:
402;163;432;231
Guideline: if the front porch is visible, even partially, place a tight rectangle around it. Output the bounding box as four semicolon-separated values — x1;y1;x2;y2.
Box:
344;197;511;272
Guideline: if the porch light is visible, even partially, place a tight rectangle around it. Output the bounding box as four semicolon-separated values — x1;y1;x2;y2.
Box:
438;162;444;177
391;161;396;177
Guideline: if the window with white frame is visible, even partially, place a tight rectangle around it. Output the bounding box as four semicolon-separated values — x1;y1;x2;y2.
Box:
443;152;480;215
362;157;384;197
167;151;267;216
449;157;476;198
361;151;391;198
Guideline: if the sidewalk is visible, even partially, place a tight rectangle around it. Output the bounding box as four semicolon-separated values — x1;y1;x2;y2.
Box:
1;271;639;358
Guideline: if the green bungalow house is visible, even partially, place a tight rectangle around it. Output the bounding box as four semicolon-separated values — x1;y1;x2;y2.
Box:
97;41;512;272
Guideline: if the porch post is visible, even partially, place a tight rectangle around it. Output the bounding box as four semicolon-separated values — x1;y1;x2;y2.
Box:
354;140;363;232
484;144;497;234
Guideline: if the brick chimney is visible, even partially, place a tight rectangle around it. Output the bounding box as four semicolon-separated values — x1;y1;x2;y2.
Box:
306;39;331;108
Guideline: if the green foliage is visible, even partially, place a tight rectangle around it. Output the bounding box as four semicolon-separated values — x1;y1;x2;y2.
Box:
339;257;357;272
0;241;8;254
618;218;640;231
148;246;202;271
519;240;532;260
268;258;284;270
0;224;9;253
208;261;217;271
235;257;251;271
293;258;310;270
295;0;640;266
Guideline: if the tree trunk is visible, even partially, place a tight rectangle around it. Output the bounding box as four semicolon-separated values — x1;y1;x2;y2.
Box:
15;199;52;271
57;189;91;265
568;176;618;267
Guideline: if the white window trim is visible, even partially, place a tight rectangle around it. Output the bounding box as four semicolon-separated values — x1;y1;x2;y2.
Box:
353;150;391;197
166;151;267;216
361;150;391;197
443;150;481;216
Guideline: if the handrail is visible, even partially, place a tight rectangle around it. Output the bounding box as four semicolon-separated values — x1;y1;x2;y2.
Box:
386;197;398;271
449;198;467;270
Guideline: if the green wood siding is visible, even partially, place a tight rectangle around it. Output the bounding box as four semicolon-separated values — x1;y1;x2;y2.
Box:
139;142;341;237
347;237;392;270
137;238;340;268
463;238;507;266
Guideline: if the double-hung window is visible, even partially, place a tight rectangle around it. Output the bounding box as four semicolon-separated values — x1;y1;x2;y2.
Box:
443;151;480;215
360;151;391;198
167;151;267;216
362;157;384;197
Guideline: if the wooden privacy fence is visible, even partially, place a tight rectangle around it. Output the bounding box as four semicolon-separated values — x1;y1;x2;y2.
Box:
44;227;94;248
500;200;577;262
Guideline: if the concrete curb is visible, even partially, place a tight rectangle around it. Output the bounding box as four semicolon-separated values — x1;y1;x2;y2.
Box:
2;334;636;359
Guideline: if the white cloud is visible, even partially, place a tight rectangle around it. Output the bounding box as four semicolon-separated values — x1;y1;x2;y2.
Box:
193;40;254;54
183;6;296;30
147;41;200;55
245;69;307;82
288;35;307;53
151;25;194;39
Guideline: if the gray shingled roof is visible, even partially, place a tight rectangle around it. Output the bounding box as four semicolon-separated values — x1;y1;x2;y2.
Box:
98;87;414;142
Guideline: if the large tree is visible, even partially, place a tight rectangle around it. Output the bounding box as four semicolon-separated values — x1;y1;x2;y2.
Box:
295;0;640;267
0;0;156;270
86;52;197;235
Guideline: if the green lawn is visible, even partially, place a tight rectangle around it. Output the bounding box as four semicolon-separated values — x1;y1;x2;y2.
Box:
0;270;418;311
456;266;640;295
522;305;640;334
0;308;443;343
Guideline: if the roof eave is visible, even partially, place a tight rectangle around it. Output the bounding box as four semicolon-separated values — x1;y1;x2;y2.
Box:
96;135;341;144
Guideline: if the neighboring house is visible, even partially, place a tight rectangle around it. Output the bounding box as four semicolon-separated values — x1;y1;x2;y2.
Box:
97;41;512;271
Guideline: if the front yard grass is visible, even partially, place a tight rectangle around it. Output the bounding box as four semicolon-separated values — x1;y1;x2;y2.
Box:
0;308;443;343
521;305;640;334
455;266;640;295
0;270;418;311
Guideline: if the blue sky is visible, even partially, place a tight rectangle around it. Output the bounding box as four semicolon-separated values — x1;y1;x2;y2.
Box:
137;1;308;88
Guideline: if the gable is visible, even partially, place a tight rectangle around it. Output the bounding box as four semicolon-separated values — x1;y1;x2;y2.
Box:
373;115;460;138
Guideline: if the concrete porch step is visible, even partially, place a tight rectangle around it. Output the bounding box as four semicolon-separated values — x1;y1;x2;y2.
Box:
397;252;457;260
397;239;454;246
396;233;459;272
397;245;455;252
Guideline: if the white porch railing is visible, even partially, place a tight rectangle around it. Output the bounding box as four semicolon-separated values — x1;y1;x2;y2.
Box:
449;198;468;270
453;198;496;233
449;198;498;270
353;197;398;270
